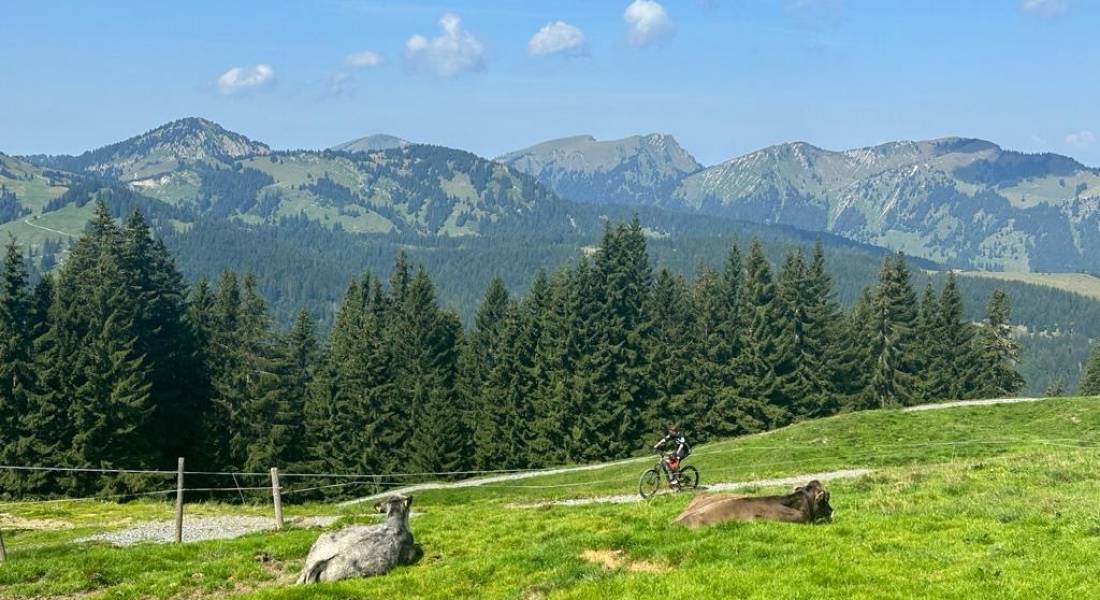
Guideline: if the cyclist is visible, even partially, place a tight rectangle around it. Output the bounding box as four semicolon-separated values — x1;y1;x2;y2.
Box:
653;424;690;486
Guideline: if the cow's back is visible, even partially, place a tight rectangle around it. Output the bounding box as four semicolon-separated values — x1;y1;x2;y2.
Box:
674;496;809;529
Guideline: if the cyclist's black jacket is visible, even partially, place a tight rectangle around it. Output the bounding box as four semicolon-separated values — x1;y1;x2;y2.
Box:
654;432;690;458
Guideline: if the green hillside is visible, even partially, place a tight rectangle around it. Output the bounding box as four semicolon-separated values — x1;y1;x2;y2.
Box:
5;120;1100;393
2;398;1098;599
958;271;1100;302
501;134;1100;273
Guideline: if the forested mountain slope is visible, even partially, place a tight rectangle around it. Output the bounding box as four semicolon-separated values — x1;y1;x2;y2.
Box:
501;135;1100;272
3;120;1099;393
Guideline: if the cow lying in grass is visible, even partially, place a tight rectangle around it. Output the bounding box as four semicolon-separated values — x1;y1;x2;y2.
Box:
674;480;833;529
297;494;418;584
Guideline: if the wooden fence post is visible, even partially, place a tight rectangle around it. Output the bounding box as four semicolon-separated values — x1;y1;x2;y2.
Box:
270;467;284;531
0;525;8;562
174;457;185;544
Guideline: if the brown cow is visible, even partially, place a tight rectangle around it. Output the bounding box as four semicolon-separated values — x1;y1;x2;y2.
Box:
674;480;833;529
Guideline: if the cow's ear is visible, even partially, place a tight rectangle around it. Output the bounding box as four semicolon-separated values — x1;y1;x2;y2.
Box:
404;496;413;511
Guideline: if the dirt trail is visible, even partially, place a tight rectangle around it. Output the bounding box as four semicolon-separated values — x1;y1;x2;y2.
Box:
340;455;655;506
900;397;1044;412
507;468;873;509
23;217;76;237
344;396;1053;505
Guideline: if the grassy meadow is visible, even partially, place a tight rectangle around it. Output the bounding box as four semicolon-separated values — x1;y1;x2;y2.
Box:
1;397;1098;599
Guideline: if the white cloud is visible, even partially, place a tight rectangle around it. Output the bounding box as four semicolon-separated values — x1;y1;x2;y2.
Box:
346;50;383;68
528;21;588;57
1021;0;1068;16
216;64;275;95
405;13;486;77
624;0;673;47
1066;130;1096;149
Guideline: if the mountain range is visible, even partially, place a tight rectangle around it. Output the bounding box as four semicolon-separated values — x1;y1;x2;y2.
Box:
14;118;1100;273
502;135;1100;272
3;117;1100;393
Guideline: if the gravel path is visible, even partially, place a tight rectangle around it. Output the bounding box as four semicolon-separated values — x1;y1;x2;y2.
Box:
900;397;1044;412
507;468;873;508
77;515;339;546
340;455;654;506
344;397;1051;505
23;217;77;237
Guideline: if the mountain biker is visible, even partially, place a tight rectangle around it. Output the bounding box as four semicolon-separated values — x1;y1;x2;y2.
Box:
653;424;690;486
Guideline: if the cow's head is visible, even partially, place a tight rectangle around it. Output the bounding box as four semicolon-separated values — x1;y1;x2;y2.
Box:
374;494;413;517
794;480;833;523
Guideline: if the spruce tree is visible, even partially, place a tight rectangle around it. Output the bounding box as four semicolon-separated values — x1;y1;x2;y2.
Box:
527;268;582;465
520;270;555;466
275;309;318;467
0;238;37;494
734;240;789;428
67;240;155;493
563;258;607;462
399;270;466;474
645;269;696;432
1080;340;1100;396
120;209;197;464
796;242;843;418
935;273;979;401
774;250;810;417
914;281;942;403
974;289;1026;397
466;277;513;468
865;253;920;408
837;287;875;411
577;220;653;460
234;274;288;472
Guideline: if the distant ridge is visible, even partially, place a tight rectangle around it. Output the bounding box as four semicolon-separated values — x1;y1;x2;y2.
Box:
496;133;701;207
330;134;412;153
26;117;270;180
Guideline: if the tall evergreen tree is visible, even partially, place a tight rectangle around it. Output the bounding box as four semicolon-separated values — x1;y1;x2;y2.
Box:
120;209;197;463
645;269;695;432
0;238;37;494
935;273;980;401
398;270;466;474
796;242;843;418
275;310;319;467
67;228;156;492
527;268;583;464
974;289;1026;398
865;253;920;408
914;281;941;403
734;240;789;428
465;277;514;468
1080;340;1100;396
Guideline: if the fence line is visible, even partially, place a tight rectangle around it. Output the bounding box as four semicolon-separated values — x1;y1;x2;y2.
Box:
4;436;1096;482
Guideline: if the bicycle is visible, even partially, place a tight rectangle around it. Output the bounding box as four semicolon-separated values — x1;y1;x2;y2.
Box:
638;451;699;498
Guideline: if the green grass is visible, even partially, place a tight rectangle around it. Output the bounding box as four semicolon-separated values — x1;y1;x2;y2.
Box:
2;397;1099;599
958;271;1100;302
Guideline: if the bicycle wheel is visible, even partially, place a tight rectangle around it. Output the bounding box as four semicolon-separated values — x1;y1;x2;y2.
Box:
678;465;699;490
638;469;661;499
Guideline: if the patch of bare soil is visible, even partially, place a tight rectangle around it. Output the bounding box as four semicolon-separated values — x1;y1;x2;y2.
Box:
580;549;669;573
0;512;74;531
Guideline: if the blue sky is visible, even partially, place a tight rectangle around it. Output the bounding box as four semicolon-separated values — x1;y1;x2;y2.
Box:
2;0;1097;166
